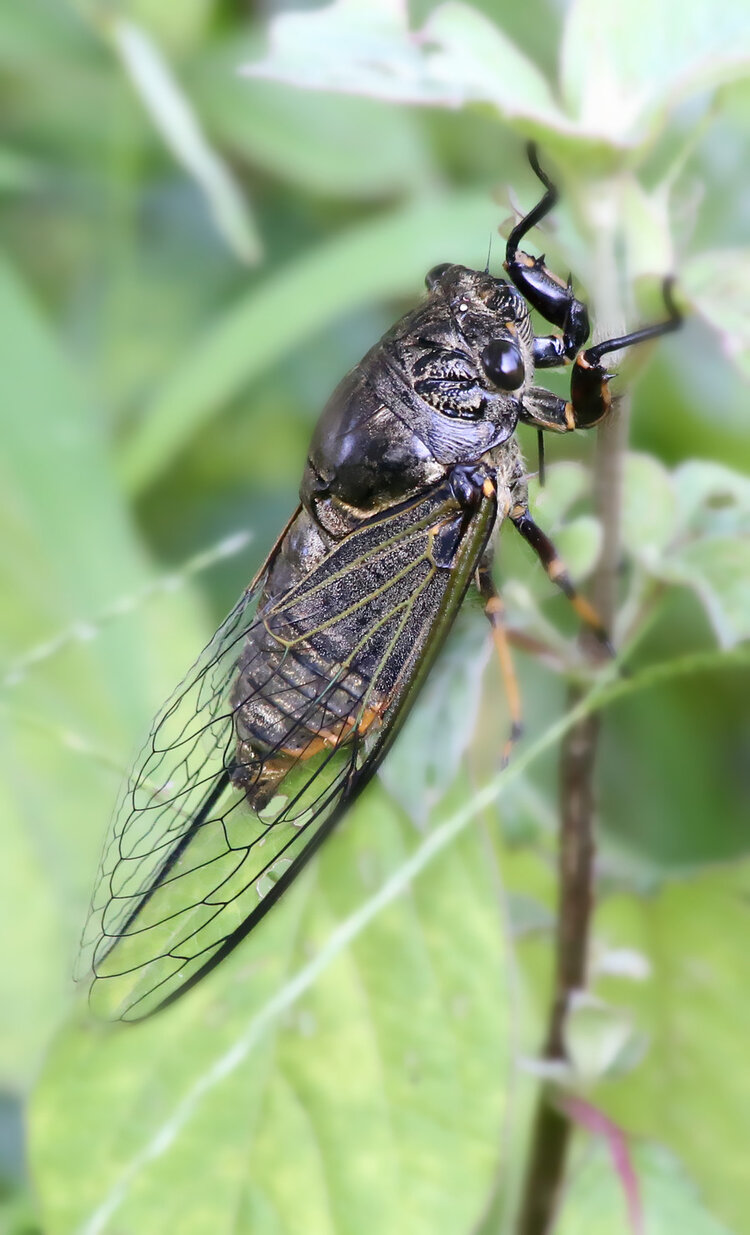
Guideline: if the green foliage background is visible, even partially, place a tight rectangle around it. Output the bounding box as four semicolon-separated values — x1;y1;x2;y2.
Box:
0;1;748;1232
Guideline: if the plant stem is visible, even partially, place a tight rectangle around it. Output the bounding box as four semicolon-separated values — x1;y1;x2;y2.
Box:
515;199;627;1235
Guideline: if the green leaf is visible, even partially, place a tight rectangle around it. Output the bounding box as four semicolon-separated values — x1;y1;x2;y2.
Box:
622;178;674;283
244;0;425;102
108;18;260;263
244;0;570;133
379;605;491;827
553;516;602;582
0;145;40;192
664;535;750;647
625;457;750;644
593;865;750;1232
672;460;750;538
682;249;750;381
416;2;570;130
621;453;678;566
561;0;750;146
118;190;500;494
193;36;432;199
565;993;644;1084
0;255;209;1083
245;0;750;152
123;0;214;54
31;786;512;1235
529;461;589;527
557;1141;734;1235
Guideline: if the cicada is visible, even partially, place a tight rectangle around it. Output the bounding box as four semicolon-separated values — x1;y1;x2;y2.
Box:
78;147;679;1020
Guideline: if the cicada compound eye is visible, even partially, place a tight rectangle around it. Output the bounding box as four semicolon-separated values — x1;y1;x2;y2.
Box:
425;263;452;291
481;338;525;390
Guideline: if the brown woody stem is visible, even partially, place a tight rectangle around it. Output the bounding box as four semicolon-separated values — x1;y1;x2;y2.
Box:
515;209;627;1234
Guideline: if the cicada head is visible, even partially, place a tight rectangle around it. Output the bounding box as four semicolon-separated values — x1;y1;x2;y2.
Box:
424;263;535;398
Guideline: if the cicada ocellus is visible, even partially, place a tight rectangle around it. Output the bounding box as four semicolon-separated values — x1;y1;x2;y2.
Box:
78;147;680;1020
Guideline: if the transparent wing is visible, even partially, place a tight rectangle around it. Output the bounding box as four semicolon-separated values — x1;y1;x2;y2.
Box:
78;480;496;1020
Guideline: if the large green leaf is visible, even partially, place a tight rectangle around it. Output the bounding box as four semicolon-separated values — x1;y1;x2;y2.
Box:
561;0;750;145
31;785;512;1235
0;256;210;1082
107;18;260;264
193;36;432;199
620;455;750;647
243;0;571;136
682;249;750;382
593;865;750;1232
243;0;750;152
379;605;491;827
557;1141;734;1235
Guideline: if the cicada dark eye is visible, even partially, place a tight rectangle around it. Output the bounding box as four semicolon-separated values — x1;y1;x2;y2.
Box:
481;338;525;390
425;263;452;290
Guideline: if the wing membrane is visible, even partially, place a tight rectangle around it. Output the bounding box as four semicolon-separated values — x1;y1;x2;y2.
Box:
78;479;496;1020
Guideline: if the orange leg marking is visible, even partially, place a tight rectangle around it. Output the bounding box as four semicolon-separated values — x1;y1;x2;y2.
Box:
478;569;524;768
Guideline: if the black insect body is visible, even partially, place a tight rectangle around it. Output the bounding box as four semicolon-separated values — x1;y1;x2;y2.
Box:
79;149;680;1020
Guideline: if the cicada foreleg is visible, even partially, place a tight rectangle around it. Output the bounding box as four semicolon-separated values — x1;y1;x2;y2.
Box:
506;144;682;433
504;143;590;366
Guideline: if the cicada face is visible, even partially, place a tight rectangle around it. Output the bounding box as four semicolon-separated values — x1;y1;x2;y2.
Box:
423;262;535;400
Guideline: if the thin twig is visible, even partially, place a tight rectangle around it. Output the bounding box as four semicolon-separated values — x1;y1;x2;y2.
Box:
515;212;628;1234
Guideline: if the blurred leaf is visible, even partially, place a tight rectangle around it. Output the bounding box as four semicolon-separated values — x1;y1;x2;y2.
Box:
557;1141;734;1235
594;865;750;1232
620;451;750;646
554;515;602;581
682;248;750;380
380;605;491;827
0;1;94;64
506;890;555;937
193;37;432;198
245;0;448;103
126;0;214;54
529;461;589;526
622;455;750;646
622;179;674;283
0;146;41;192
561;0;750;146
244;0;570;133
109;18;260;263
663;535;750;647
0;255;209;1082
621;453;678;567
119;189;499;493
565;993;642;1084
672;459;750;537
246;0;750;153
31;785;512;1235
416;2;570;129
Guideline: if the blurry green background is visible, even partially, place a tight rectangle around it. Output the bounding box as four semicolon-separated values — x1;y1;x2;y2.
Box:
1;1;749;1233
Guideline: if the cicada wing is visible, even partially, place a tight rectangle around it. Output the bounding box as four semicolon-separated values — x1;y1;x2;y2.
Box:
79;480;497;1021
